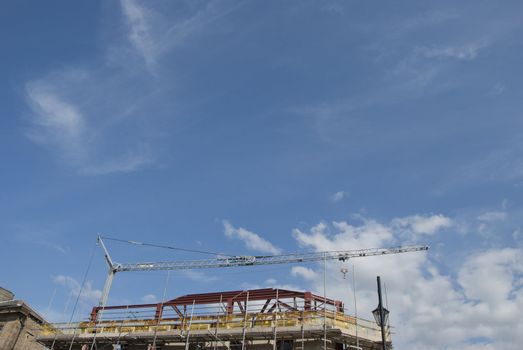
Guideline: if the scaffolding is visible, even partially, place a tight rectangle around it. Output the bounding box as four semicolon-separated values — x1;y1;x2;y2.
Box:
37;288;390;350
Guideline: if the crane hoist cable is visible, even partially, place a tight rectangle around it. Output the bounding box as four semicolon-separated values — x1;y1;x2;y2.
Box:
100;235;236;257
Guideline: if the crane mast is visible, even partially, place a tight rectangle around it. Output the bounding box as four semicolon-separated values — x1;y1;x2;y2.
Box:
96;235;428;307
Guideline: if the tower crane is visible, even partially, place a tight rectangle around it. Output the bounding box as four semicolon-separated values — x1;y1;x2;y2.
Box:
97;235;428;307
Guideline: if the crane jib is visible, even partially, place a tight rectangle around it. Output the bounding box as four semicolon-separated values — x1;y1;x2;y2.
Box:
97;234;428;307
116;245;429;272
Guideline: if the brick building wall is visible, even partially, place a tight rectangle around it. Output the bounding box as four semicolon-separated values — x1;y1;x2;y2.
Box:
0;287;47;350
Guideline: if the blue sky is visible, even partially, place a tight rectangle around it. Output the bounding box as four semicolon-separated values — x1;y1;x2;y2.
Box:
1;1;523;348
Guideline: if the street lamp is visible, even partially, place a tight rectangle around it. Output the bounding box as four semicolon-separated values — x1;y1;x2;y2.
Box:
372;305;389;327
372;276;389;350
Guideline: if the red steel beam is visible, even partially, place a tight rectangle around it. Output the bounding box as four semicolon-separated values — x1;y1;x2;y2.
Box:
90;288;344;321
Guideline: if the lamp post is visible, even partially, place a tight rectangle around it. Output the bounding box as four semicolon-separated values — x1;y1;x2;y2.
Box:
372;276;389;350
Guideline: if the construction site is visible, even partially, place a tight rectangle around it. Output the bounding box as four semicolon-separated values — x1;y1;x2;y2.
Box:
37;288;388;350
2;236;429;350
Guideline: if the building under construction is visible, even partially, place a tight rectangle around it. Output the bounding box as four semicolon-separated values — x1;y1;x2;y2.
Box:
35;238;427;349
37;288;390;350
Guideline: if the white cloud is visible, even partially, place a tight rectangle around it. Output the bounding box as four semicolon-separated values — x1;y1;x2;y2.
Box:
392;214;453;235
25;81;87;162
120;0;239;71
12;225;69;254
289;217;523;349
265;278;277;285
223;220;282;254
24;40;155;174
293;219;394;250
488;83;506;96
476;211;508;237
141;294;158;303
330;190;346;203
53;275;102;305
81;148;154;175
478;211;507;222
513;229;522;241
120;0;159;69
182;270;219;283
291;266;317;281
25;78;154;175
26;88;84;140
458;248;522;305
261;278;303;291
415;42;486;61
24;1;239;174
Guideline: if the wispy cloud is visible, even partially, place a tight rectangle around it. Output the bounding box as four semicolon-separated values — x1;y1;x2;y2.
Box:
26;86;84;141
434;140;523;193
24;1;241;175
223;220;282;255
291;5;510;150
141;293;158;303
401;10;460;30
330;190;346;203
120;0;158;68
25;76;154;175
488;83;506;96
11;225;70;254
478;211;507;222
23;4;169;174
415;42;486;61
53;275;102;305
120;0;241;71
475;210;509;238
182;270;219;283
25;78;87;165
290;266;317;281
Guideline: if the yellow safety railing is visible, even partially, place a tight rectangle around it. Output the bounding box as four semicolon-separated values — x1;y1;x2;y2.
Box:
42;310;384;342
